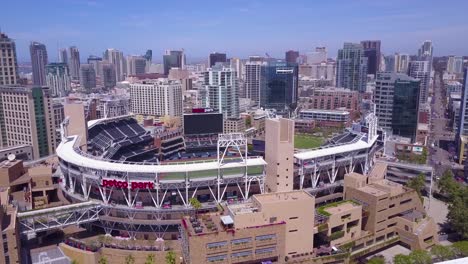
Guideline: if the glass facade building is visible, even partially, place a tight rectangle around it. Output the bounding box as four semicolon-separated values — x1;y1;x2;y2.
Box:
163;50;185;75
260;61;298;114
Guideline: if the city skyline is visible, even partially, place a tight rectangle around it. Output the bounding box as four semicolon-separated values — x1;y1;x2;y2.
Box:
2;0;468;62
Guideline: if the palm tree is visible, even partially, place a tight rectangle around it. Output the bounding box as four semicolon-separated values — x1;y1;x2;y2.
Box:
97;256;108;264
145;254;156;264
189;197;202;216
165;251;176;264
125;254;135;264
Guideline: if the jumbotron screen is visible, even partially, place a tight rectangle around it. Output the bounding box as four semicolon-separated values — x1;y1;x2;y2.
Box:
183;113;223;135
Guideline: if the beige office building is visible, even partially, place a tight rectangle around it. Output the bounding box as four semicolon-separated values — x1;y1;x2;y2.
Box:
0;33;19;85
0;86;57;159
265;118;294;193
0;189;20;264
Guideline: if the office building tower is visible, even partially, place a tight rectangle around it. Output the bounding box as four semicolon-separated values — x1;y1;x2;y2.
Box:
409;61;430;104
103;48;126;82
375;72;420;141
87;55;103;78
79;64;96;91
457;68;468;136
68;46;81;80
59;48;68;64
0;86;57;158
336;43;368;92
395;53;410;73
0;32;19;85
260;60;299;113
129;79;182;117
285;50;299;64
361;40;381;75
46;63;71;97
30;41;48;85
143;49;152;72
163;50;185;75
203;64;239;118
208;52;227;67
249;55;264;62
245;61;265;105
418;40;433;71
126;55;146;76
384;55;396;72
306;47;327;64
101;63;116;89
447;56;463;74
230;57;243;79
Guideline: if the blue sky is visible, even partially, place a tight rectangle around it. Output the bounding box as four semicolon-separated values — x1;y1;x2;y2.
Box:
3;0;468;62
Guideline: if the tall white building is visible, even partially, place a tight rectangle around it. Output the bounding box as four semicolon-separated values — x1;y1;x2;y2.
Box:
68;46;81;80
409;60;431;105
447;56;463;74
0;32;19;85
130;79;183;117
395;53;410;73
306;47;327;65
244;61;265;105
126;55;146;76
104;48;126;82
46;63;71;97
203;64;240;118
230;57;243;79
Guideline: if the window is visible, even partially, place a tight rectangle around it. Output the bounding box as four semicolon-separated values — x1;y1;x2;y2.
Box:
289;229;298;232
400;199;412;205
255;247;275;254
206;241;227;249
231;238;251;245
231;251;252;258
207;254;228;262
256;234;276;241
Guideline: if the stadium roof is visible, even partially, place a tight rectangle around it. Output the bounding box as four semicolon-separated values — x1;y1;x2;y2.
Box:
87;114;134;129
294;134;378;160
57;135;266;173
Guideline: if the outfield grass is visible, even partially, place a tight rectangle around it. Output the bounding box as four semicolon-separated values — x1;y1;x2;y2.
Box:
294;134;324;149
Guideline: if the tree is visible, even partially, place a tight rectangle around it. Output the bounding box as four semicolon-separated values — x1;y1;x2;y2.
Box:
393;254;412;264
367;256;385;264
431;244;455;261
125;254;135;264
409;250;432;264
446;187;468;239
98;256;108;264
189;197;202;215
452;241;468;257
145;254;156;264
245;116;252;128
407;174;426;202
165;251;176;264
438;170;460;197
71;260;79;264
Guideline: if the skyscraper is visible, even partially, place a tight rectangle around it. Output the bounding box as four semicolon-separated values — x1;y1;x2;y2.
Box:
143;49;152;72
79;64;96;92
163;50;185;75
395;53;410;73
285;50;299;64
208;52;227;67
59;48;68;64
0;32;19;85
336;43;368;92
46;63;71;97
375;72;420;141
361;40;381;75
457;68;468;137
87;55;103;78
418;40;433;71
30;42;48;86
102;63;116;89
447;56;463;74
230;57;243;80
260;60;299;113
203;64;239;118
126;55;146;76
68;46;81;80
409;60;430;105
130;80;183;117
0;86;57;158
306;47;327;64
245;61;265;105
103;48;126;82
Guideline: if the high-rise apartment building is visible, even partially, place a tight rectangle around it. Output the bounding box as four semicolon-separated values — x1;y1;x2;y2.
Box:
103;48;126;82
87;55;103;80
260;61;298;113
418;40;433;71
126;55;146;76
79;64;96;92
306;47;327;65
409;60;430;104
68;46;81;80
336;43;368;92
143;49;152;72
447;56;463;74
361;40;381;75
129;80;183;117
0;33;19;85
285;50;299;64
59;48;68;64
101;63;116;89
0;86;57;158
457;68;468;137
230;57;243;80
30;41;48;86
163;50;185;75
375;72;420;141
245;61;265;105
203;64;239;118
46;63;71;97
208;52;227;67
395;53;410;73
